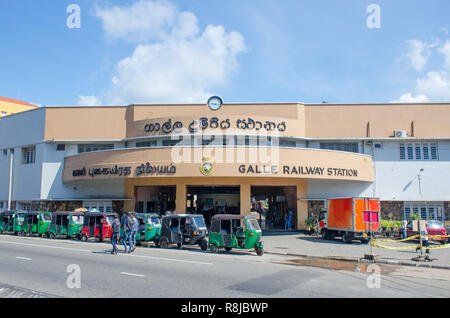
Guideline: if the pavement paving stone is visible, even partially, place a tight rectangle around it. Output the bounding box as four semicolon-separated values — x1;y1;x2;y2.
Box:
262;231;450;270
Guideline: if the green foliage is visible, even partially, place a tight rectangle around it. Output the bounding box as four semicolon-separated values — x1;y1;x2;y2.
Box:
409;212;421;220
381;220;402;231
305;218;315;228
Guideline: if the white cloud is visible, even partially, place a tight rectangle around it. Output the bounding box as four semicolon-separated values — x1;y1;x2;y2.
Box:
391;93;429;103
395;35;450;103
416;71;450;100
94;0;176;42
78;95;102;106
93;0;246;105
405;39;433;71
438;40;450;68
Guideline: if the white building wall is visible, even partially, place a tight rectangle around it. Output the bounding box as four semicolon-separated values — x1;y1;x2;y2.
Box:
0;108;46;203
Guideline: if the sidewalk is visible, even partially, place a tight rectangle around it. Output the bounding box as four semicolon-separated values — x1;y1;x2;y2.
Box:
262;231;450;270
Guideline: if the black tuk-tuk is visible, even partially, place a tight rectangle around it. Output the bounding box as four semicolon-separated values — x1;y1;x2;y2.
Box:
159;214;208;250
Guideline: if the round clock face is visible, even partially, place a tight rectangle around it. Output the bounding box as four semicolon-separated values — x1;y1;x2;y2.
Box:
207;96;223;111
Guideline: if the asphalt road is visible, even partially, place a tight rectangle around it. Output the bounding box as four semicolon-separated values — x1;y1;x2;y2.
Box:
0;235;449;298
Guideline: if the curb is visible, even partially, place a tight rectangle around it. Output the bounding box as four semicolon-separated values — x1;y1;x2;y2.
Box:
265;250;450;270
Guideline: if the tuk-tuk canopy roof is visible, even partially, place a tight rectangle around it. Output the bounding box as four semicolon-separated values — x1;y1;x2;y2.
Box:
84;212;118;217
163;214;203;219
212;214;248;221
53;211;84;216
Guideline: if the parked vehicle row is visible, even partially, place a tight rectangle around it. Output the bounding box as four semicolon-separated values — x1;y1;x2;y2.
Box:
0;210;264;256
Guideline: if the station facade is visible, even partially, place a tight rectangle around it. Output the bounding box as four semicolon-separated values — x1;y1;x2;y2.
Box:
1;101;449;230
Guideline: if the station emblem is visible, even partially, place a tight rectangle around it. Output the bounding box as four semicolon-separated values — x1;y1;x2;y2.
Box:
200;160;214;176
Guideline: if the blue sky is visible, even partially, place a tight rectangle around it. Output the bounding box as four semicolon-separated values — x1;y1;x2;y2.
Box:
0;0;449;106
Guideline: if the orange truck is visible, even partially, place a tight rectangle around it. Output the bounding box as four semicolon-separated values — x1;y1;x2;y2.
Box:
317;197;381;243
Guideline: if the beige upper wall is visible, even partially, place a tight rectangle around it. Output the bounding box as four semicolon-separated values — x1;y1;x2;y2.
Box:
43;103;450;141
305;103;450;138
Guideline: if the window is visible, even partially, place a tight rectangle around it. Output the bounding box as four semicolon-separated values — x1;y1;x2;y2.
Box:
78;144;114;153
279;139;296;148
162;139;180;147
136;141;157;148
400;143;438;160
320;142;359;153
22;146;36;164
56;144;65;151
404;203;444;221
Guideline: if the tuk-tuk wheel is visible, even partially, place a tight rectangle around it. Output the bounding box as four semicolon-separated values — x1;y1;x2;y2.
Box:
81;235;88;242
200;240;208;251
255;246;264;256
159;237;169;249
225;247;232;252
48;232;55;239
210;244;219;254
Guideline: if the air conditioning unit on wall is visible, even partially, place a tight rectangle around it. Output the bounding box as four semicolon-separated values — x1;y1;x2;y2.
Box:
393;130;407;138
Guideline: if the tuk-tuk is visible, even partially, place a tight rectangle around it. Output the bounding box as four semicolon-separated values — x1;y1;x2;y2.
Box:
20;211;52;236
80;212;118;242
47;211;85;239
0;210;26;234
120;213;162;246
208;214;264;256
159;214;208;250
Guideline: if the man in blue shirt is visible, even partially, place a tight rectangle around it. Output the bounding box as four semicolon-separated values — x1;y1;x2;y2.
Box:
130;213;139;253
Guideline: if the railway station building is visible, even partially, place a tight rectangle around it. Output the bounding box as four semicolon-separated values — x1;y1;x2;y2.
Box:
1;101;449;230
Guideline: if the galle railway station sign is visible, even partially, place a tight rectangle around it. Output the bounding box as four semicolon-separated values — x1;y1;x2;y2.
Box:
70;163;362;180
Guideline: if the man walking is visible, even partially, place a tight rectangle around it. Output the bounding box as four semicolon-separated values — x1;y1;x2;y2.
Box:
123;212;133;253
130;213;139;253
111;215;121;255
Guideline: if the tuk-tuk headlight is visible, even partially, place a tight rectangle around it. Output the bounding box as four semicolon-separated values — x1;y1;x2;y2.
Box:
193;231;198;236
249;233;255;236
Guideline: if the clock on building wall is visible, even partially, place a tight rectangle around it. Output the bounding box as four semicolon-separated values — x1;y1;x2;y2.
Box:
207;96;223;111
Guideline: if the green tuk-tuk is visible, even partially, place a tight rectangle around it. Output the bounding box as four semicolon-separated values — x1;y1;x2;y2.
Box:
20;211;52;236
47;211;85;239
208;214;264;256
120;213;162;246
0;210;26;234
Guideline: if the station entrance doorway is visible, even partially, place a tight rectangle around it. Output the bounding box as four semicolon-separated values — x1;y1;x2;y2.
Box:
186;185;240;226
134;186;176;214
251;186;297;230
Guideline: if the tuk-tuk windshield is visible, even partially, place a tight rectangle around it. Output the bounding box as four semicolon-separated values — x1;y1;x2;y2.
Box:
105;215;115;225
147;217;161;225
190;217;206;228
40;214;52;221
246;218;261;231
72;215;84;224
15;214;25;224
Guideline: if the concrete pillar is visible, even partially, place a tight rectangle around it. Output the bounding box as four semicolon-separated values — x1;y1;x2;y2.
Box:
176;183;187;213
240;183;251;216
296;181;308;230
124;179;135;212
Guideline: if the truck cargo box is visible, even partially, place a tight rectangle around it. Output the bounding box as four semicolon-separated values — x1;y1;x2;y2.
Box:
327;198;380;233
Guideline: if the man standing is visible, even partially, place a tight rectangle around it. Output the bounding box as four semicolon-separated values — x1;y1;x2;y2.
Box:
130;213;139;253
111;215;121;255
402;219;408;239
123;212;133;253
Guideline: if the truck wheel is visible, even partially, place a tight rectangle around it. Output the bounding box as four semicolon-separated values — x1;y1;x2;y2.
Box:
321;229;329;240
342;232;354;244
441;239;448;245
255;246;264;256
